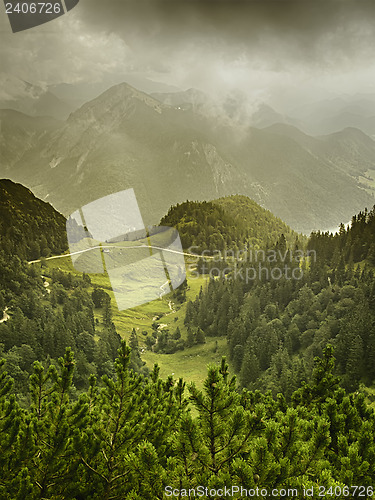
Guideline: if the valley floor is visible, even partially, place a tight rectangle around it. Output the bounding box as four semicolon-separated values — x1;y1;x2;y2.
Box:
38;254;232;389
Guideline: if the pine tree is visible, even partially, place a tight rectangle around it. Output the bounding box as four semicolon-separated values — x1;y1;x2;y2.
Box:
103;297;112;327
92;288;110;308
170;358;257;488
27;348;88;499
0;359;23;499
129;328;139;351
78;341;182;499
129;328;146;374
232;344;244;372
186;327;195;347
292;345;340;407
195;327;206;344
344;335;364;391
0;344;374;496
239;347;260;388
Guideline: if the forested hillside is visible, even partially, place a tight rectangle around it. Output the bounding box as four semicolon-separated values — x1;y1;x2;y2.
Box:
0;179;67;260
0;180;142;405
1;182;375;497
182;205;375;397
160;196;301;253
309;207;375;267
1;181;374;401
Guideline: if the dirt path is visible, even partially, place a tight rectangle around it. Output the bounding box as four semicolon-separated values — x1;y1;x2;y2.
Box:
167;300;176;313
0;307;9;324
28;244;214;265
42;276;51;294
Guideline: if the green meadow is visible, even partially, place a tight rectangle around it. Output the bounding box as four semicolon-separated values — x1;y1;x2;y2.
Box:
41;250;230;388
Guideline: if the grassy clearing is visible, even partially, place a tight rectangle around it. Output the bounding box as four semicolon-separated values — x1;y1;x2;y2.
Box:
142;337;233;389
44;253;207;341
107;267;207;344
41;252;221;386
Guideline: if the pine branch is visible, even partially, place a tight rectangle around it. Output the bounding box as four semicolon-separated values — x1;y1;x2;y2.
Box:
80;456;108;483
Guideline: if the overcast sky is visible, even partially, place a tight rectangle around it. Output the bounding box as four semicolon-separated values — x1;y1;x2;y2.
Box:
1;0;375;109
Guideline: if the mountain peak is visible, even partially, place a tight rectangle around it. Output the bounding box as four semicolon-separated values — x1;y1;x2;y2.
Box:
101;81;144;97
84;81;163;110
67;81;165;124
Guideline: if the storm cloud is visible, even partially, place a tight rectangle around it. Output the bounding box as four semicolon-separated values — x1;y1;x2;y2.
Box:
74;0;375;63
1;0;375;105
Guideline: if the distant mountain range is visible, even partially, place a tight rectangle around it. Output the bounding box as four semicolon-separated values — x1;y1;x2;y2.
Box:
152;88;295;129
289;95;375;138
1;81;374;234
0;74;75;120
0;74;180;120
154;88;375;138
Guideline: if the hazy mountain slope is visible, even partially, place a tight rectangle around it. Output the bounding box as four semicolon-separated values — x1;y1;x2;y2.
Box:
318;128;375;177
152;88;296;129
0;109;62;169
249;103;291;129
151;88;207;111
289;95;375;137
7;83;249;225
222;126;374;233
0;75;73;120
1;82;374;234
51;75;180;106
265;123;375;183
317;112;375;138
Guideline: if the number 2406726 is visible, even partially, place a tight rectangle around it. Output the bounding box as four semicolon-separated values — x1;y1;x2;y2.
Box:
5;3;62;14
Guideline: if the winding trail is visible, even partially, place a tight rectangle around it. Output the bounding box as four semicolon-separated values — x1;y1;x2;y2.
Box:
167;300;176;313
0;307;9;324
28;244;214;265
